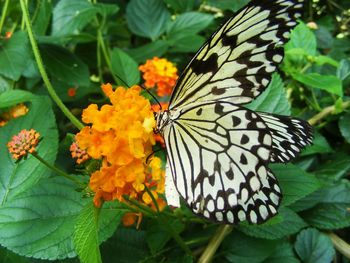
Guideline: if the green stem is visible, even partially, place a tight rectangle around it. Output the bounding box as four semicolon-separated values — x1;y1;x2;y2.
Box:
308;100;350;126
0;0;10;34
19;0;84;130
31;152;85;187
198;225;233;263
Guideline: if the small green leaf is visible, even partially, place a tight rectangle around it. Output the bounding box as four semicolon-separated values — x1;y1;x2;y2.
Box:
271;164;321;206
0;31;30;80
111;48;140;87
40;44;90;87
52;0;98;37
294;228;335;263
263;241;299;263
167;12;214;41
337;59;350;80
221;231;278;263
339;113;350;143
0;177;88;259
314;55;339;67
0;96;58;201
301;132;333;156
32;0;52;35
0;90;33;108
168;34;205;53
246;73;290;115
238;208;307;240
74;203;102;263
163;0;197;12
126;0;171;40
285;22;317;56
126;40;169;63
95;3;120;18
292;72;343;96
315;26;334;49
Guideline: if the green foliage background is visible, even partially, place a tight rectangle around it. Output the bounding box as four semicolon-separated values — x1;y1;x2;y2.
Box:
0;0;349;262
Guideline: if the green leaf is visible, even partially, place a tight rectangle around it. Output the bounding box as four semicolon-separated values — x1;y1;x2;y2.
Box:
300;183;350;229
95;3;120;18
207;0;249;11
40;44;90;87
0;246;28;263
0;90;33;108
315;26;334;49
337;59;350;81
168;34;205;53
32;0;52;35
246;73;290;115
74;202;102;263
0;96;58;202
301;132;333;156
0;31;30;80
292;72;343;96
314;55;339;67
163;0;197;12
0;176;88;259
285;22;317;56
166;12;214;41
238;208;307;240
339;113;350;143
111;48;140;87
314;152;350;181
271;164;321;207
126;40;169;63
294;228;335;263
52;0;98;37
263;241;299;263
126;0;171;40
222;231;278;263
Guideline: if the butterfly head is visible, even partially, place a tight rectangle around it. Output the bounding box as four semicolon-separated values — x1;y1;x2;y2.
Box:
154;110;170;134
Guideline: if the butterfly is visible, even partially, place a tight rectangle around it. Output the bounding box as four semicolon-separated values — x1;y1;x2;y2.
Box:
154;0;313;224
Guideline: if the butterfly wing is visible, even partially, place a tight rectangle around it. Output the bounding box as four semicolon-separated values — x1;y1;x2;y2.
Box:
163;101;281;224
169;0;303;110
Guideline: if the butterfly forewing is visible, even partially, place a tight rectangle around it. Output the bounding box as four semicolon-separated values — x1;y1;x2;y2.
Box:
169;0;304;110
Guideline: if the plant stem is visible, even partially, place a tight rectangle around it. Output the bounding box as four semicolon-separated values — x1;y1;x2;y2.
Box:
31;152;85;187
328;232;350;259
0;0;10;34
198;225;233;263
308;100;350;126
19;0;84;130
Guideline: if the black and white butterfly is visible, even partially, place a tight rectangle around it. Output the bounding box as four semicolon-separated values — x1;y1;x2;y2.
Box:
154;0;312;224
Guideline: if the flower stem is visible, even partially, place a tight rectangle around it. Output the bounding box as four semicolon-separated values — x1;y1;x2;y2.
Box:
0;0;10;34
19;0;84;130
198;225;233;263
31;152;85;187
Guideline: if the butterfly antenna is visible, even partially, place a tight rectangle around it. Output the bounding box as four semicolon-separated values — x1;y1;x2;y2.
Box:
114;74;162;110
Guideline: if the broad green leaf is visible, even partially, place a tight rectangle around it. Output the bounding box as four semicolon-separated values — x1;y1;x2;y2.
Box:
163;0;197;12
271;164;321;206
285;22;317;56
222;231;278;263
294;228;335;263
100;227;150;263
0;177;88;259
339;113;350;143
0;90;33;108
301;132;333;156
300;184;350;229
0;31;30;80
166;12;214;41
315;26;334;49
74;202;102;263
168;34;205;53
263;241;299;263
32;0;52;35
126;40;169;63
314;152;350;181
111;48;140;87
292;72;343;96
207;0;249;11
246;73;290;115
40;44;90;87
238;208;307;240
52;0;98;37
0;76;11;92
126;0;171;40
337;59;350;80
0;96;58;202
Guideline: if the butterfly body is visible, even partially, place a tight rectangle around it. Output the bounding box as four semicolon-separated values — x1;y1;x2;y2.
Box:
155;0;312;224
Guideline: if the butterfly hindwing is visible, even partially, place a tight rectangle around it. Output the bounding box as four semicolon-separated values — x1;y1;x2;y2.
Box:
169;0;304;110
163;101;282;224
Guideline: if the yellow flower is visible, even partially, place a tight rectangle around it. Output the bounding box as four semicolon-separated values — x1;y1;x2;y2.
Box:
75;83;165;212
139;57;178;97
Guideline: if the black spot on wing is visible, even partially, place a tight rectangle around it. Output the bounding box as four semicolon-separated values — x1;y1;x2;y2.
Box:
191;53;219;75
211;86;226;95
214;103;224;114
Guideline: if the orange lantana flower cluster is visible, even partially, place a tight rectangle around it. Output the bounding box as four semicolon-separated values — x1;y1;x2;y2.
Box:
139;57;178;97
75;83;165;210
0;103;29;127
7;129;40;160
